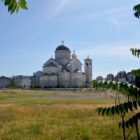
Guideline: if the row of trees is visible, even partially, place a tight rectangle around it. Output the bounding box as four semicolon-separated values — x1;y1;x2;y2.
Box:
9;83;41;88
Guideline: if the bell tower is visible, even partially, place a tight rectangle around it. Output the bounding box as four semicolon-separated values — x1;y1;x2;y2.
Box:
84;56;92;87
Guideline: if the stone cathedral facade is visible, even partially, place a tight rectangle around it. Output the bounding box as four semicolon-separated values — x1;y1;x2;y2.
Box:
39;42;92;88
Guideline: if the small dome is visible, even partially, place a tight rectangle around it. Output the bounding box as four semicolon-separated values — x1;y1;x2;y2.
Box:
55;45;70;52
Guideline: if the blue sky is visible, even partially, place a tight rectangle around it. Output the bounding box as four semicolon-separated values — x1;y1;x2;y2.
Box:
0;0;140;79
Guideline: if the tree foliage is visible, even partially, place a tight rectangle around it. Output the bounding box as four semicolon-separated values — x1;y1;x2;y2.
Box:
94;9;140;137
130;48;140;58
94;80;140;140
2;0;27;14
131;69;140;77
134;4;140;18
94;47;140;139
30;84;41;88
8;82;17;88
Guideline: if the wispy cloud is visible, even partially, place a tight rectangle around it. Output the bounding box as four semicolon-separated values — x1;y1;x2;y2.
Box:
49;5;130;21
77;43;140;60
77;42;140;78
46;0;68;20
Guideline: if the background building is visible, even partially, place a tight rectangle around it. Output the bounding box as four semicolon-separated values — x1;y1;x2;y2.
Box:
0;76;11;88
115;71;126;83
13;75;31;88
31;71;43;86
96;76;103;82
107;74;114;81
126;72;135;84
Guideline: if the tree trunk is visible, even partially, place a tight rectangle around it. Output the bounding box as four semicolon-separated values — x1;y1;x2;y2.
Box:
135;121;140;140
122;116;126;140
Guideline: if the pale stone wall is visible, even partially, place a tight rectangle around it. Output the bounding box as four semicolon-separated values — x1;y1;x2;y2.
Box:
68;59;82;72
82;74;86;87
57;65;63;73
58;72;70;88
0;77;11;88
55;58;70;66
31;76;40;85
40;72;86;88
71;73;86;88
43;67;58;74
55;50;71;65
21;78;31;88
13;76;22;86
40;75;57;88
85;59;92;86
13;76;31;88
55;50;70;60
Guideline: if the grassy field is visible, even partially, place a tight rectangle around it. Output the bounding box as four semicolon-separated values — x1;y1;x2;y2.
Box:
0;89;137;140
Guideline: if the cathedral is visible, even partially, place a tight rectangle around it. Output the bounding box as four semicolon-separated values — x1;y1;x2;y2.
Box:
39;42;92;88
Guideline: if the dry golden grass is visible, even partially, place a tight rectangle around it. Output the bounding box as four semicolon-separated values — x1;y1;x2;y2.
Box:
0;89;137;140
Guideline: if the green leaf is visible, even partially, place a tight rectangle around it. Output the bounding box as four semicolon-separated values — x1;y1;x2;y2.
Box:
2;0;28;14
16;6;19;13
133;4;140;18
106;108;111;115
18;0;28;9
125;121;129;128
96;107;102;115
137;113;140;119
111;106;115;116
128;102;133;111
11;2;17;14
8;3;14;12
123;103;129;113
102;108;106;116
130;48;140;58
119;122;122;128
4;0;10;6
133;101;137;109
131;69;140;77
115;106;120;115
128;118;133;127
138;101;140;107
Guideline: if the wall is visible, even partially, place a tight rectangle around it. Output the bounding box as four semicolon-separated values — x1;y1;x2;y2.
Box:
0;78;10;88
40;75;58;88
58;72;70;88
43;66;58;74
71;73;86;88
21;78;31;88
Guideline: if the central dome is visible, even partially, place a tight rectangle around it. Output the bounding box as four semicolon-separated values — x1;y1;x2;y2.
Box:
55;44;70;52
55;42;71;64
